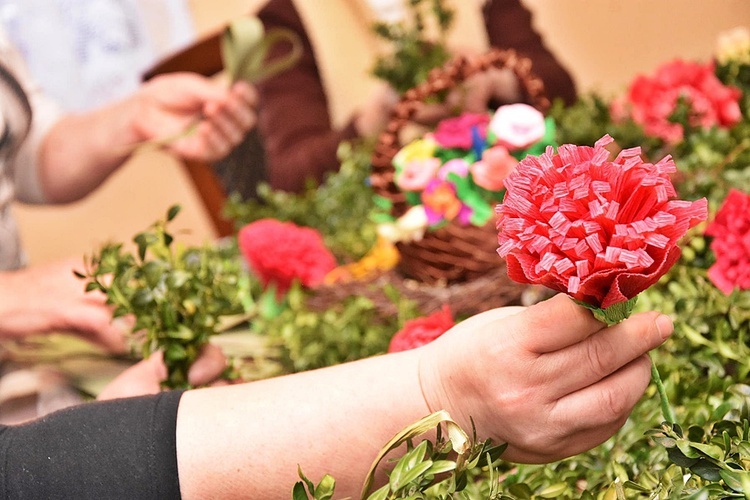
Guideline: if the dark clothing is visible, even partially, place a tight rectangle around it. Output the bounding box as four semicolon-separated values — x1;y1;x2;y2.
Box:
0;390;184;499
255;0;577;193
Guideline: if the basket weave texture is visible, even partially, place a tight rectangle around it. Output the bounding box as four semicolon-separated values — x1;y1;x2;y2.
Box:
370;48;550;285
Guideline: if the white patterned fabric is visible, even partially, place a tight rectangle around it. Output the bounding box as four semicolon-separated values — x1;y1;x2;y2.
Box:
0;0;195;112
0;30;61;270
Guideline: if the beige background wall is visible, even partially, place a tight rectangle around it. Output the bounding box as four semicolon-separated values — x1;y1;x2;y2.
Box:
12;0;750;265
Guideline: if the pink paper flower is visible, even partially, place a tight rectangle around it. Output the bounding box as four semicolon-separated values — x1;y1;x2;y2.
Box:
497;135;708;309
470;145;518;191
623;59;742;143
489;103;546;151
238;219;337;296
388;305;455;352
705;189;750;294
438;158;470;180
396;157;442;191
433;112;490;149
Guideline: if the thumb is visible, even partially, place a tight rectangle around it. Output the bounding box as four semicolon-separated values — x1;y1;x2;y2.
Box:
97;351;167;401
188;344;228;387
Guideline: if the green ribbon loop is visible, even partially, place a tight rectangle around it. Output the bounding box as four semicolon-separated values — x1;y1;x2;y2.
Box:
222;16;303;84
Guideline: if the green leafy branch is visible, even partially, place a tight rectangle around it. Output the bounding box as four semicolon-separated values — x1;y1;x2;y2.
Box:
371;0;455;94
295;411;507;500
78;205;251;389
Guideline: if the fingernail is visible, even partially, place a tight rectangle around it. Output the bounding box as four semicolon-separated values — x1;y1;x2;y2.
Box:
655;314;674;339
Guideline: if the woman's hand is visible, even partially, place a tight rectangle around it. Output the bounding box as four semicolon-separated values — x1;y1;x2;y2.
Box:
418;294;673;463
0;258;128;353
130;72;258;162
97;344;227;401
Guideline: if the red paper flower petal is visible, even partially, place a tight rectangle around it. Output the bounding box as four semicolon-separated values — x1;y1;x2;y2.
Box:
388;305;455;353
497;135;707;309
238;219;337;295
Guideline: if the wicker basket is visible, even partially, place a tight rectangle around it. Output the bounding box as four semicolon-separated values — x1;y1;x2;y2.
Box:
370;48;550;285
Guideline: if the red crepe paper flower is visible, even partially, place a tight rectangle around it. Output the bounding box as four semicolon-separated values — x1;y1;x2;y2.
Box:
622;59;742;143
238;219;337;295
432;113;490;149
388;305;455;353
497;135;708;309
705;189;750;294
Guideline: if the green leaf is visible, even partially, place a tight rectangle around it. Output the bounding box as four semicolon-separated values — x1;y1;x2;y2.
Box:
365;484;390;500
314;474;335;500
507;483;532;499
689;442;724;461
166;204;181;221
425;459;457;475
537;482;569;498
297;465;315;494
167;325;195;341
292;482;309;500
622;481;651;492
360;411;469;498
719;468;750;493
392;460;433;492
577;295;638;325
689;460;722;482
165;343;188;362
667;446;699;468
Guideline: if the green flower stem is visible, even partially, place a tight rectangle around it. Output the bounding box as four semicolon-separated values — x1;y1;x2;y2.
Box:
576;295;677;424
650;353;676;424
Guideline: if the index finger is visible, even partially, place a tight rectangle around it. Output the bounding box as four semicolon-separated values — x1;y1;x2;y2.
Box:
516;294;604;353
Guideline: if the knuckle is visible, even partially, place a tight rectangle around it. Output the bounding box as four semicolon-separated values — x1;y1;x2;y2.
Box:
596;384;630;421
584;338;616;379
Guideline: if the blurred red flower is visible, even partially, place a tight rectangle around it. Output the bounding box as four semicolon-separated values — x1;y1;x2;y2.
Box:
497;135;708;309
432;112;490;149
622;59;741;143
238;219;337;295
388;305;455;353
705;189;750;294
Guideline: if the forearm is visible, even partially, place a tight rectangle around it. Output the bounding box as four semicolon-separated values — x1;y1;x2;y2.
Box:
176;348;431;499
37;98;140;203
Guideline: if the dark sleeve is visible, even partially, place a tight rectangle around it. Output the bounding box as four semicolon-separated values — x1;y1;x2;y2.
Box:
0;390;185;500
257;0;359;193
483;0;578;105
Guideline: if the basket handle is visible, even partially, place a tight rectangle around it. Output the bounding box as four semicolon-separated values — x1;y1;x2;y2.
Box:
370;48;550;216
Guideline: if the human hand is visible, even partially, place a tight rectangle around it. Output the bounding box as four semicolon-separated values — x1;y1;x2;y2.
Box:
418;294;673;463
97;344;227;400
0;258;128;353
131;72;257;162
401;68;521;132
354;82;400;138
445;67;522;112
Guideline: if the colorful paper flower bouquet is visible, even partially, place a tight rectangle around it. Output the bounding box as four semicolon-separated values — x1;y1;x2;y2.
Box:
369;48;552;286
376;103;556;241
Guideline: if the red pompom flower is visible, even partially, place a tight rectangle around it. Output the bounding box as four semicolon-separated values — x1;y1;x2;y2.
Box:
622;59;742;143
705;189;750;294
238;219;337;296
497;135;708;310
388;305;455;353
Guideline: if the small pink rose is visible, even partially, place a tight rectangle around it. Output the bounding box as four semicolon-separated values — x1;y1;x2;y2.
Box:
489;103;546;151
396;157;441;191
470;145;517;191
